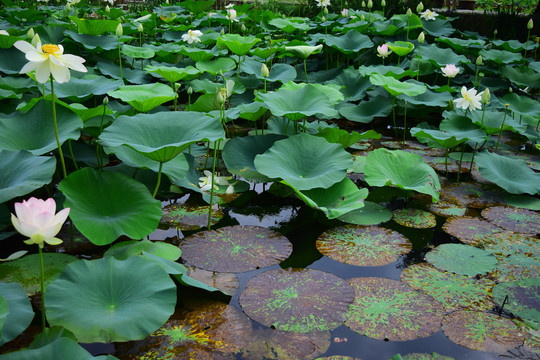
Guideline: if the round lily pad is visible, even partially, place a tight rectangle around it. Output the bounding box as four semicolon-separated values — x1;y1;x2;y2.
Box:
337;201;393;225
492;254;540;282
440;182;504;209
425;244;498;276
179;226;292;273
442;216;502;244
345;277;445;341
493;278;540;325
185;267;239;296
116;300;252;359
442;311;524;352
393;208;436;228
428;201;467;218
239;268;354;333
476;231;539;259
162;203;224;231
316;225;411;266
401;353;456;360
316;357;362;360
400;263;496;312
240;328;331;360
481;206;540;235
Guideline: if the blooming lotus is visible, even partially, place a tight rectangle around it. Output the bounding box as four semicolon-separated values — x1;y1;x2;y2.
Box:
454;86;482;111
377;44;392;58
182;29;203;44
14;40;87;84
226;8;238;22
441;64;460;78
420;9;438;20
199;170;234;194
11;198;70;248
341;8;349;16
316;0;331;7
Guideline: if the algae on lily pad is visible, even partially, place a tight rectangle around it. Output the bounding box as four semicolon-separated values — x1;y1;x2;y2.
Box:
179;226;292;272
492;254;540;283
442;216;502;244
185;267;239;296
442;311;524;352
316;225;411;266
439;182;504;209
425;244;498;276
428;201;467;218
400;263;495;312
481;206;540;235
476;231;539;259
393;208;436;229
493;278;540;325
161;202;224;231
345;277;444;341
239;268;354;333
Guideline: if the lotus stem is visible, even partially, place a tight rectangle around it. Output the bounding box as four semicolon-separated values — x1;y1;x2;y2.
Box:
236;55;242;82
391;96;397;138
38;246;46;331
96;103;107;168
50;77;67;179
416;45;422;81
495;104;509;153
469;104;487;173
170;82;177;111
445;148;449;176
303;59;308;83
456;145;465;183
117;39;123;79
207;140;221;229
67;140;78;170
474;64;480;88
152;162;163;198
403;100;407;143
524;28;531;60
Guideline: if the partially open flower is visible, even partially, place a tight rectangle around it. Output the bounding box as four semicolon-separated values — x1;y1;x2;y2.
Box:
182;29;203;44
341;8;349;16
420;9;438;20
226;8;239;22
441;64;459;78
377;43;392;58
454;86;482;111
199;170;234;193
316;0;331;7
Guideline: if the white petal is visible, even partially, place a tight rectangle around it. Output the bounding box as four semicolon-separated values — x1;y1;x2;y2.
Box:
53;207;70;226
13;40;37;53
26;51;48;62
34;61;52;83
19;61;39;75
59;54;87;72
40;223;62;239
50;61;70;83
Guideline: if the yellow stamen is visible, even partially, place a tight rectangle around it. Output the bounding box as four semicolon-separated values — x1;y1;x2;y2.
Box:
41;44;60;54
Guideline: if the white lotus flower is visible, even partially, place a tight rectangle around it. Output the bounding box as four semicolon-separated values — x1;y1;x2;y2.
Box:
199;170;234;193
14;40;87;84
11;197;70;248
182;29;203;44
226;8;238;22
454;86;482;111
420;9;438;20
316;0;331;7
441;64;460;78
377;43;392;58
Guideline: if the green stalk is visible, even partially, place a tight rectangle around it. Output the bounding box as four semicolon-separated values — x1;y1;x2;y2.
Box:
469;104;486;173
96;103;107;168
416;44;422;81
495;105;509;153
391;96;397;138
152;162;163;198
207;140;220;229
303;59;308;83
456;145;465;183
524;28;531;60
50;77;67;179
67;140;78;170
402;100;407;143
117;38;123;79
38;246;46;331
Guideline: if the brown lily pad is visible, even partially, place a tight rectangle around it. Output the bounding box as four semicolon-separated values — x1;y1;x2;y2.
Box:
493;278;540;325
162;203;224;231
345;277;445;341
316;357;362;360
475;231;539;259
442;311;524;353
492;254;540;283
428;200;467;218
240;328;331;359
442;216;502;244
401;353;456;360
316;225;411;266
401;263;496;312
393;208;436;229
440;182;504;209
239;268;354;333
185;266;239;296
179;226;292;272
481;206;540;235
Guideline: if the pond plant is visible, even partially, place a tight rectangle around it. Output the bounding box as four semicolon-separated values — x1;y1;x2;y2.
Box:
0;0;538;359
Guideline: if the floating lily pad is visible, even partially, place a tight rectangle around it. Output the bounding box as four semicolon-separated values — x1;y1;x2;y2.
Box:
0;253;78;296
481;206;540;235
393;208;436;229
316;225;411;266
345;277;444;341
104;239;181;261
0;282;34;346
492;254;540;282
239;268;354;333
394;354;456;360
185;267;239;296
241;328;331;360
400;263;495;312
439;182;504;209
442;216;502;244
316;357;362;360
161;203;224;231
425;244;498;276
179;226;292;272
493;278;540;325
337;201;393;225
476;231;539;259
442;311;524;352
428;201;467;218
116;300;252;359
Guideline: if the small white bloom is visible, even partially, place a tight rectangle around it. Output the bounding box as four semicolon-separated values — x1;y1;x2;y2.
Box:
182;29;203;44
441;64;459;78
226;8;239;22
377;43;392;58
316;0;331;7
0;30;8;36
420;9;438;20
225;3;234;8
198;170;233;192
454;86;482;111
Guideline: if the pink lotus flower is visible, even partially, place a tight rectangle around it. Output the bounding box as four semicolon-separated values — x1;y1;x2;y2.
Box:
11;197;70;248
441;64;460;78
377;44;392;58
341;8;349;16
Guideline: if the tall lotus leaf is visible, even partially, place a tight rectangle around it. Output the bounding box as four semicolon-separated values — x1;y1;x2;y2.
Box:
326;68;371;101
0;99;82;155
122;44;155;59
339;95;393;123
398;88;452;108
475;152;540;195
69;16;120;36
269;17;312;32
99;112;224;163
65;30;118;51
358;65;415;80
479;49;522;65
107;83;176;113
46;256;177;343
217;34;261;56
0;150;56;203
501;66;540;89
42;75;124;101
180;46;217;62
145;65;200;83
0;282;34;346
364;148;441;201
282;45;323;59
421;18;455;37
58;168;162;245
0;337;106;360
195;57;236;76
96;61;151;85
436;36;485;52
439;115;487;144
387;41;414;56
325;31;373;55
316;127;380;148
254;133;352;191
501;93;540;118
410;122;467;149
418;44;469;66
280;82;344;104
369;74;426;97
235;102;268;121
179;0;214;13
256;84;339;121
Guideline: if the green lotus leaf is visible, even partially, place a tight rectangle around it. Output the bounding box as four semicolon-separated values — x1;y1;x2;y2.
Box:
0;75;35;93
179;0;214;13
42;75;124;101
289;178;368;219
195;57;236;76
0;99;82;155
426;244;498;276
241;60;297;83
358;65;416;80
0;337;109;360
439;115;487;143
503;194;540;210
339;95;393;123
46;256;177;343
410;122;470;149
0;150;56;203
280;82;344;104
282;44;323;59
69;16;120;36
326;67;371;101
421;18;455;37
107;83;176;113
364;148;441;201
0;282;34;346
96;61;151;85
235;102;268;121
269;17;312;33
398;88;452;107
418;44;470;66
122;44;155;59
501;66;540;89
100;111;224;163
65;30;118;51
501;92;540;118
217;34;261;56
254;133;352;191
337;201;393;225
492;39;537;52
0;47;26;75
145;65;200;83
475;152;540;195
469;110;526;135
179;46;218;62
436;36;485;51
387;41;414;57
315;127;380;148
0;293;7;339
104;239;182;261
256;84;339;121
479;48;522;65
369;74;426;97
58;168;162;246
325;30;373;55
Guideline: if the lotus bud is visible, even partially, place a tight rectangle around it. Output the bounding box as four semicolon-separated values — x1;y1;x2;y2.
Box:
475;55;482;65
493;29;497;36
31;33;41;47
509;87;513;93
361;1;366;7
324;7;328;15
322;16;326;22
116;23;123;37
187;86;193;95
345;1;349;6
448;99;454;111
220;28;225;35
137;23;144;33
406;8;412;17
165;0;169;3
528;19;533;30
282;13;286;18
106;5;110;12
175;83;181;92
215;90;225;105
417;31;425;44
261;63;270;78
536;144;540;151
241;23;246;32
27;28;34;39
381;0;386;6
368;0;373;8
103;96;109;105
361;14;365;20
481;88;490;104
66;3;71;10
416;1;424;12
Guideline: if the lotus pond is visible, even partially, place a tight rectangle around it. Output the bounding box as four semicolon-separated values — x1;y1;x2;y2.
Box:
0;0;539;359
